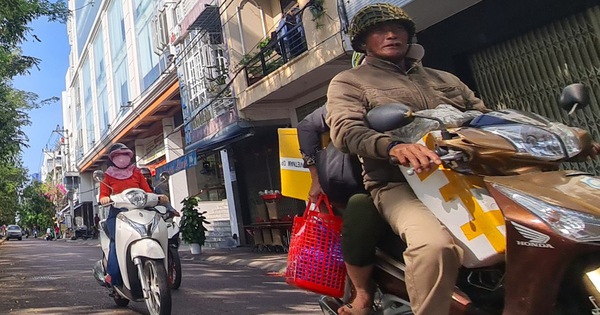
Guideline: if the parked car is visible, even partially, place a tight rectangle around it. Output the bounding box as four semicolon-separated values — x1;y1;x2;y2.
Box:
5;225;23;241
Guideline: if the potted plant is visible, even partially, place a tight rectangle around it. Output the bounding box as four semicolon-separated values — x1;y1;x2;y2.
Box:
180;197;210;254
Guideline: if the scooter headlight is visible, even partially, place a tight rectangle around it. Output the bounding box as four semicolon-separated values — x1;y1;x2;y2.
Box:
493;184;600;242
125;190;148;208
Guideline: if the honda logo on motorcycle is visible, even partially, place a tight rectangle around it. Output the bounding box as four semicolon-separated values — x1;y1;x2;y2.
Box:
512;222;554;249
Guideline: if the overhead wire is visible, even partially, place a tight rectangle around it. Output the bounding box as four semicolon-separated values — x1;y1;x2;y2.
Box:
73;3;346;194
167;30;342;140
129;0;240;165
82;0;341;168
82;0;235;167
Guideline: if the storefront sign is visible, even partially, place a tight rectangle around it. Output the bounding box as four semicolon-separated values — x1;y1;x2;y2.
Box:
156;151;198;177
278;128;311;200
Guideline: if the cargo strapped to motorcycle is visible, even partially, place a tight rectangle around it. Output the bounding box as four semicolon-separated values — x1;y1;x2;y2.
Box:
285;194;346;298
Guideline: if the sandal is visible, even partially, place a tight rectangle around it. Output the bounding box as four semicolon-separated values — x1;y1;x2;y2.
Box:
338;303;374;315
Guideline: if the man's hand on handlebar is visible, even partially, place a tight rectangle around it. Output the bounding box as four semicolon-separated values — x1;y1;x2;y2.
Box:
99;196;111;205
389;143;442;174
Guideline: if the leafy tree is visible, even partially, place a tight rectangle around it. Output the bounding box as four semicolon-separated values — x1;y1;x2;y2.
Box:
18;180;55;230
0;162;27;225
0;1;69;222
0;87;59;162
0;0;69;80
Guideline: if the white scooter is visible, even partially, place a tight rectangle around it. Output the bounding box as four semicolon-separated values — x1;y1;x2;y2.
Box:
92;170;171;315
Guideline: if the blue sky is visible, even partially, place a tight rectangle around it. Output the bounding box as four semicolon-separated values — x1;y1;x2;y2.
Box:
13;18;70;176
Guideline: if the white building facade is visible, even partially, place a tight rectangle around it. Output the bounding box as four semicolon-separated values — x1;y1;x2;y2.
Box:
62;0;188;222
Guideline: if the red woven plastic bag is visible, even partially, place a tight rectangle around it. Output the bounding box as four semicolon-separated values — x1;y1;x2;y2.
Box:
285;194;346;298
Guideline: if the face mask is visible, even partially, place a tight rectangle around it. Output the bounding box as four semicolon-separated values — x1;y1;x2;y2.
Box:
112;154;131;168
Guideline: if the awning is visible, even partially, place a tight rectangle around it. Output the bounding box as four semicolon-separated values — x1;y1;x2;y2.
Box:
185;120;254;153
58;205;71;216
190;5;220;32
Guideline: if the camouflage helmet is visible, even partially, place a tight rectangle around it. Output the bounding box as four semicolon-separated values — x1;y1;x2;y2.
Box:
349;3;416;53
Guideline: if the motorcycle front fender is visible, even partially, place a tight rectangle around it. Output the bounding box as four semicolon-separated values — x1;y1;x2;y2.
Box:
130;239;165;260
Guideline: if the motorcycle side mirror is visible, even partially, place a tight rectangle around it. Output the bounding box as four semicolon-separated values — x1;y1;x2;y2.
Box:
559;83;589;114
365;103;414;132
159;172;170;182
93;170;105;182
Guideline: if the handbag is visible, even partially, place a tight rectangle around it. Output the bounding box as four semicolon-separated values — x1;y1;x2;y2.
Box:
285;194;346;298
314;142;364;203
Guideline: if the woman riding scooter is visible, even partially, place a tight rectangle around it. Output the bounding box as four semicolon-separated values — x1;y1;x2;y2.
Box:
98;143;169;286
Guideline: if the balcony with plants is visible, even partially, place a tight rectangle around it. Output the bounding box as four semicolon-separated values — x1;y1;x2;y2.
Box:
229;0;350;117
241;19;308;86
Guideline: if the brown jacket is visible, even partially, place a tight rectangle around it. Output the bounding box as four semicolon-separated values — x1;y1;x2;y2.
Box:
326;56;486;190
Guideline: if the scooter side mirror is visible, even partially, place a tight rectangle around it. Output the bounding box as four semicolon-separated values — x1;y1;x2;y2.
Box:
159;172;170;182
365;103;414;132
93;170;105;182
559;83;589;113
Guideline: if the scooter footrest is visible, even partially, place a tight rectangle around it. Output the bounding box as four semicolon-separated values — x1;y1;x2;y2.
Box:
318;296;343;315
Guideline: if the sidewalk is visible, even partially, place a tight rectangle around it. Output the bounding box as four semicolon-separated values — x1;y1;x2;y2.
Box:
54;237;289;274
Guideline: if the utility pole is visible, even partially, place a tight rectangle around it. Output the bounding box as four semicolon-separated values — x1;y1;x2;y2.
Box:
54;126;77;236
54;125;71;173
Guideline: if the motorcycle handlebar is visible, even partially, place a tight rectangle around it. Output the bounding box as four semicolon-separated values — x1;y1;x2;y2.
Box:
404;150;466;176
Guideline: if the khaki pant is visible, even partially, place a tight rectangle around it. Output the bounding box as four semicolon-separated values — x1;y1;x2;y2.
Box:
372;182;463;315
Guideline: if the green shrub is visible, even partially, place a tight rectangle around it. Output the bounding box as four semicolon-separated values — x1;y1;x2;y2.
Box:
179;197;210;245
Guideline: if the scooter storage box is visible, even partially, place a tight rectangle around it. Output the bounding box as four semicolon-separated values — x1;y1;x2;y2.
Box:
403;134;506;268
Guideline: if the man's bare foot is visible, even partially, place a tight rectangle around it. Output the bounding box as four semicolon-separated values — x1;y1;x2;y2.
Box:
337;290;373;315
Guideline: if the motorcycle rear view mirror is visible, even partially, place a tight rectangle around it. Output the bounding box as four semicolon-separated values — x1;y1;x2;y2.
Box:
365;103;414;132
559;83;589;115
93;170;105;182
159;172;170;181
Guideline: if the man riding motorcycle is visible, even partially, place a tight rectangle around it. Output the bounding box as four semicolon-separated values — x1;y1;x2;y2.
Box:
326;4;600;315
326;3;490;314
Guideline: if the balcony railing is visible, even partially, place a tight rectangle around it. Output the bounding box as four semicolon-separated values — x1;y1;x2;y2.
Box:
243;20;308;86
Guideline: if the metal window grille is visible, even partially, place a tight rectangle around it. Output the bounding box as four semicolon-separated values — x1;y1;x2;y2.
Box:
469;5;600;174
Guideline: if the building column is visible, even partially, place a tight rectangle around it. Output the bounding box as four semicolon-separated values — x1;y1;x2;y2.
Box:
163;117;189;210
79;172;95;203
220;149;240;239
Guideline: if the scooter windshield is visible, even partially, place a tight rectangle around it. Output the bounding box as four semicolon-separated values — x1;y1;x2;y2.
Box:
389;104;482;144
469;108;551;128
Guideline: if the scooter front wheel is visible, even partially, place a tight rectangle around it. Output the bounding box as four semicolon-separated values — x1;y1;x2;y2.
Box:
143;259;172;315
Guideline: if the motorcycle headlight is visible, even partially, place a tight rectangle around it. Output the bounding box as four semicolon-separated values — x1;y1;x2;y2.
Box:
119;213;161;237
493;184;600;243
125;190;148;208
482;124;565;160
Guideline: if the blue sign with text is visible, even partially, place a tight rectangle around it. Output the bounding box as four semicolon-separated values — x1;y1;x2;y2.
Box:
155;151;197;178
